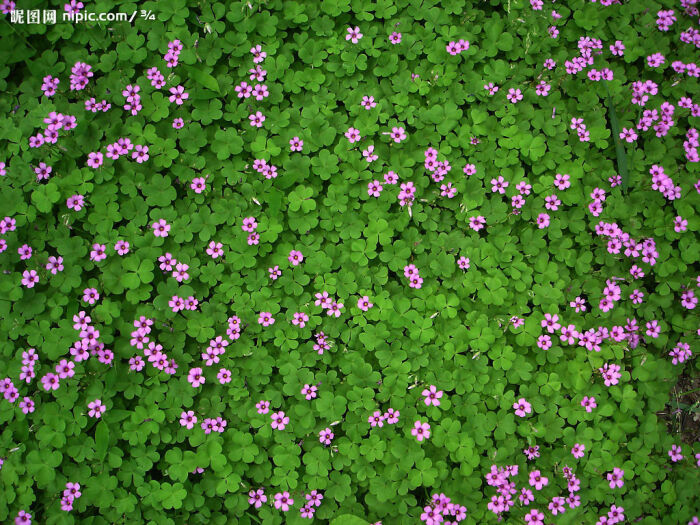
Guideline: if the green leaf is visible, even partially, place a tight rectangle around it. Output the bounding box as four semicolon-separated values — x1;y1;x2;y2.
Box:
330;515;370;525
95;421;110;460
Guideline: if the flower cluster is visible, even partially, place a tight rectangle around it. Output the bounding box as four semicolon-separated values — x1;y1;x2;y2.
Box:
164;39;182;67
404;264;423;289
60;482;82;511
446;39;470;55
420;493;467;524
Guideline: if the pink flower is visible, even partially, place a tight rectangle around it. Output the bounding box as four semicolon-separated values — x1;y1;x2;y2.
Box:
129;356;145;371
368;180;383;197
535;81;551;96
541;313;561;333
570;297;586;312
513;398;532;417
252;84;268;100
607;467;624;488
362;145;378;162
19;397;35;414
619;127;637;142
469;215;486;232
271;411;289;430
206;241;224;259
88;399;106;418
446;41;460;55
361;95;377;109
132;144;149;163
681;290;697;309
674;216;688;232
242;216;258;232
167;303;188;324
519;487;534;504
235;81;252;98
668;444;684;462
581;396;597;412
384;408;400;424
67;194;85;211
346;26;363;43
571;443;585;458
180;410;197;429
525;509;545;525
190;177;206;193
288;250;304;266
491;175;509;194
319;427;334;445
292;312;309;327
507;88;524;103
554;173;571;190
456;39;470;52
217;368;232;384
274;491;294;511
290;136;303;151
345;127;361;143
368;410;385;427
357;295;373;311
251;45;266;64
389;32;402;44
249;111;265;127
306;490;324;508
172;262;189;283
390;126;407;143
21;270;39;288
187;367;205;388
17;244;32;260
610;40;625;56
411;420;431;442
34;162;52;181
599;362;622;386
90;243;107;262
327;301;344;317
152;219;170;237
55;359;75;380
29;133;45;148
524;445;540;460
537;213;550;228
256;400;270;415
383;171;399;185
82;287;100;305
248;489;267;508
168;85;189;105
301;384;318;400
258;312;275;326
457;256;470;270
528;470;549;490
87;152;103;168
115;240;130;255
484;82;499;95
421;385;443;407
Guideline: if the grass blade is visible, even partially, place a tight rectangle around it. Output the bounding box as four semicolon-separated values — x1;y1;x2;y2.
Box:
603;80;630;193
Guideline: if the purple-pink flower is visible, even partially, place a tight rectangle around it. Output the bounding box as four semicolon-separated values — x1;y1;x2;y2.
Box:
513;397;532;417
87;399;106;418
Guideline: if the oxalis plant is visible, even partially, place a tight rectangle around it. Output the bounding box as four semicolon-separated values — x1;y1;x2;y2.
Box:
0;0;698;524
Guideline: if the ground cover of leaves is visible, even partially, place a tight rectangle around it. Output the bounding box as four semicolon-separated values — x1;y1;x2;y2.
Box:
0;0;699;524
